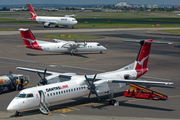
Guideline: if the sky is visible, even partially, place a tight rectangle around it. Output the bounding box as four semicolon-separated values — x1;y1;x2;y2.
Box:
0;0;179;6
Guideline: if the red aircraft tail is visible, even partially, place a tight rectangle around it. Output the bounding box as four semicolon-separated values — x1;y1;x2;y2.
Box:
19;28;42;50
178;6;180;12
135;39;152;77
123;39;172;78
29;4;37;21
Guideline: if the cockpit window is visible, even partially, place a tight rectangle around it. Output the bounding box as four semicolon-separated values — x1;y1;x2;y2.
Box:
17;94;26;98
26;94;34;98
97;44;101;46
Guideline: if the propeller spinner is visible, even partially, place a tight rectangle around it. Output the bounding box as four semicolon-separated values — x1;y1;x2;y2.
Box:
84;74;100;100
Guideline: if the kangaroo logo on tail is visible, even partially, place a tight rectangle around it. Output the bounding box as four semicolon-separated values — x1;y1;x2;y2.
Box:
29;4;37;21
19;28;42;50
23;37;35;48
137;55;149;69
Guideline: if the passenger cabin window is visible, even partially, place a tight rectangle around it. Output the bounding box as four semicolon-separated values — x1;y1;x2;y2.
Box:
26;94;34;98
97;44;101;46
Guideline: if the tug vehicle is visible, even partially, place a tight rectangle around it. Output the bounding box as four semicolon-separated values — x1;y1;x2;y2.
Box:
124;83;167;100
0;72;30;94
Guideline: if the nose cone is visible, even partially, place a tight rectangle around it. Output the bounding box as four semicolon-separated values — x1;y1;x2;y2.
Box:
104;47;107;51
74;20;78;24
7;99;20;111
102;46;107;51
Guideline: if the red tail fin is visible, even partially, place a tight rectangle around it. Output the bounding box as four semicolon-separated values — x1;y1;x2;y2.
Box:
178;6;180;12
29;4;37;21
19;28;42;50
135;39;152;77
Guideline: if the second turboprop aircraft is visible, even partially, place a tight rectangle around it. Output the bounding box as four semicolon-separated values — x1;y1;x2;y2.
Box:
19;28;107;55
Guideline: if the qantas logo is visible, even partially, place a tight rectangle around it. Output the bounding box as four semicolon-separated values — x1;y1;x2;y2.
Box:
137;55;149;74
30;11;36;17
46;85;69;92
137;55;149;66
23;37;35;48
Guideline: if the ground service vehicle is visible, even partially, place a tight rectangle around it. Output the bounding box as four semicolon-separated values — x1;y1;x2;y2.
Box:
0;72;29;94
124;83;167;100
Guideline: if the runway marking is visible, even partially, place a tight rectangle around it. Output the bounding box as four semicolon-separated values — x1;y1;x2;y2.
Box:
169;95;180;98
0;57;36;63
16;45;24;47
54;108;74;113
69;107;80;111
84;54;118;63
0;61;16;65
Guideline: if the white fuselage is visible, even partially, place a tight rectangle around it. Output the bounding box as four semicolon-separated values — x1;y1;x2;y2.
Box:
7;68;137;111
35;16;77;26
36;40;107;53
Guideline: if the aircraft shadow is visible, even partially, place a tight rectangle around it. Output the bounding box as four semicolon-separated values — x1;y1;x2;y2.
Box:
26;53;89;58
26;52;105;58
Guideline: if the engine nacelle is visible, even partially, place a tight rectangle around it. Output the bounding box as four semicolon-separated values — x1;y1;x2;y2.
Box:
43;23;50;27
124;74;135;80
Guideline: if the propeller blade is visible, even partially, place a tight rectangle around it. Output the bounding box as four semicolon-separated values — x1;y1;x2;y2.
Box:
92;74;97;83
9;71;12;74
74;38;77;43
84;39;87;46
37;71;43;79
93;90;100;100
84;74;91;85
88;90;92;99
43;68;47;78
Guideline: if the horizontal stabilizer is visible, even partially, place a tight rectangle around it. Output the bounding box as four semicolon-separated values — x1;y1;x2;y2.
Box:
123;40;173;44
108;79;173;85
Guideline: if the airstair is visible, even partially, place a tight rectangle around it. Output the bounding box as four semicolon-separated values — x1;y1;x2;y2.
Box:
38;90;52;115
127;83;167;99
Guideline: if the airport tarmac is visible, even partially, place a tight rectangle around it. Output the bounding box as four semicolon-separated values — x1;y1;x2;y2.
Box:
0;25;180;120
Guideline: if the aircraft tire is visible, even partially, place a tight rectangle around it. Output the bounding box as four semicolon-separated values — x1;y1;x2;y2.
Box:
109;100;116;105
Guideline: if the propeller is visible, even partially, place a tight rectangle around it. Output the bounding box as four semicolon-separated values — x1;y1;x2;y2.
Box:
84;39;87;46
84;74;100;100
36;68;47;85
9;71;12;74
74;38;77;43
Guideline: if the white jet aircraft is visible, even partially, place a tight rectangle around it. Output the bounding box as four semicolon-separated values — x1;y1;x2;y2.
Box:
7;39;173;116
19;28;107;55
29;4;77;28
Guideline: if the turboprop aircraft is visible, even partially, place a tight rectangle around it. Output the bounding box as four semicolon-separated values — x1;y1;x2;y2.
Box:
7;39;173;116
19;28;107;55
29;4;77;28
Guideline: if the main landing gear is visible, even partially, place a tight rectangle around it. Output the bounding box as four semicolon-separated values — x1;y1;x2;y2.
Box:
108;93;118;105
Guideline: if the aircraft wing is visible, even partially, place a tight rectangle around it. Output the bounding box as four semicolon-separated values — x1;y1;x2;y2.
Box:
107;79;173;85
16;67;57;75
16;67;76;77
53;39;68;43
